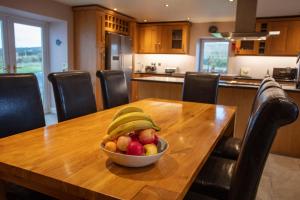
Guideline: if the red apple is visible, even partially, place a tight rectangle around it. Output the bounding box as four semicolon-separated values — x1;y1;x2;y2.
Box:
138;129;155;144
127;141;144;156
116;136;132;152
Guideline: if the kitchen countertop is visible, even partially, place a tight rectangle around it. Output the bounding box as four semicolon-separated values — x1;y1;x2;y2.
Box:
133;72;297;83
131;76;300;92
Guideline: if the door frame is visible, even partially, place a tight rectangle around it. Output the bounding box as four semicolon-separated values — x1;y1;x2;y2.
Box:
0;14;10;72
0;12;50;112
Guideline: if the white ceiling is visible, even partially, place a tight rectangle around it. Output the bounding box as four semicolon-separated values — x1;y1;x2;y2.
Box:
55;0;300;23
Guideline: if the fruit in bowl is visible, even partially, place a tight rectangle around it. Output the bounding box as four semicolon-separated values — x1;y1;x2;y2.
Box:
101;107;168;167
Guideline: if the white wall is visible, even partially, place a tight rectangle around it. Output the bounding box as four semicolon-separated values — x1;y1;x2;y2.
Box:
135;54;195;73
49;21;68;72
228;56;298;78
48;21;68;113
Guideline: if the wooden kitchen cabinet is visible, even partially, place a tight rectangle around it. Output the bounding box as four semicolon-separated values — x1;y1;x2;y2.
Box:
165;24;189;54
235;17;300;56
234;40;259;55
234;23;260;55
138;22;190;54
73;5;136;109
138;25;161;53
286;20;300;55
265;21;289;56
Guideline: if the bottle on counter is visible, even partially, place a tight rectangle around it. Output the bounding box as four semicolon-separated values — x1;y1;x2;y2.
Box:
265;69;271;78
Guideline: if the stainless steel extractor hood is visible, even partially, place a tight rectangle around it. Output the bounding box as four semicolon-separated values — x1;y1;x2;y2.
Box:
215;0;280;41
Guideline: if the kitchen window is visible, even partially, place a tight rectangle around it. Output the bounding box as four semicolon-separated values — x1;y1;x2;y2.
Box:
198;39;230;73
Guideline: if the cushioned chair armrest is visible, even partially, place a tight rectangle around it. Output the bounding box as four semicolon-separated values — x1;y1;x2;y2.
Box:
213;137;241;160
190;156;236;199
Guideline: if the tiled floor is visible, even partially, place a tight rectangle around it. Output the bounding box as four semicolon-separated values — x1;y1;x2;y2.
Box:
256;154;300;200
44;114;300;199
45;113;57;125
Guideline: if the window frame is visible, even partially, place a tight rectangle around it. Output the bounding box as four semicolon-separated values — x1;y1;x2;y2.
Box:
198;38;230;74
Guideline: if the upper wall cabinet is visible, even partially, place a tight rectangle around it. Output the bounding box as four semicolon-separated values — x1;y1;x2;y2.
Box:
265;21;289;56
286;20;300;55
235;17;300;56
138;25;161;53
138;22;190;54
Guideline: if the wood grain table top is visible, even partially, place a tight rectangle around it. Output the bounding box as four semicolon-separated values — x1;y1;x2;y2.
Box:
0;99;236;200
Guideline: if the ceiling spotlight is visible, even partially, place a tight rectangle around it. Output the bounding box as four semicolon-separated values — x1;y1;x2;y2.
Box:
113;8;117;11
229;0;234;2
143;19;148;22
165;4;169;7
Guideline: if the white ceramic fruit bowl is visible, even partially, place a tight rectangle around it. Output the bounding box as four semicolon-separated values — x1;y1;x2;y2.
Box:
100;138;169;167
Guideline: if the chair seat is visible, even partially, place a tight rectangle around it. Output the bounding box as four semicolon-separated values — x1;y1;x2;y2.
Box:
213;137;241;160
190;156;236;199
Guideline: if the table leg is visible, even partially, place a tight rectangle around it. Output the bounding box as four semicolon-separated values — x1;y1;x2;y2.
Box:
0;180;7;200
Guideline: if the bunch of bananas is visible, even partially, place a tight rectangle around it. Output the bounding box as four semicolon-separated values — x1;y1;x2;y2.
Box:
102;107;161;143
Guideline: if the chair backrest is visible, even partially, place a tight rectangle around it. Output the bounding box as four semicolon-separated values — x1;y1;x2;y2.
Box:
48;71;97;122
96;70;129;109
0;74;45;138
250;79;281;115
182;72;220;104
229;87;299;200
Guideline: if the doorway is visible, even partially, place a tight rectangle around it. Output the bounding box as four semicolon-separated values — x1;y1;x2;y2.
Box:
0;14;49;111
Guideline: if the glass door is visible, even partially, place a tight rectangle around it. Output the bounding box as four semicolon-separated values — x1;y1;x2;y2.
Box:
0;13;49;110
12;22;45;100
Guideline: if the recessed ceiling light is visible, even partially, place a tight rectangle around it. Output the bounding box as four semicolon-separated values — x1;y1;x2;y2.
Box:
229;0;234;2
165;4;169;7
143;19;148;22
113;8;117;11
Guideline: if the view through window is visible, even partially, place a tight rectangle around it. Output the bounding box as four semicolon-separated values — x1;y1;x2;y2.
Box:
200;39;229;73
14;23;44;98
0;20;4;72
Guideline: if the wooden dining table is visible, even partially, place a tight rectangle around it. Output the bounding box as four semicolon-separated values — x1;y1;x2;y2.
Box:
0;98;236;200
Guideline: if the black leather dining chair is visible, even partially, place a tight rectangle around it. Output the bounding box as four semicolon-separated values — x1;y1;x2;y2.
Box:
0;73;45;138
0;74;54;200
48;71;97;122
182;72;220;104
187;86;299;200
96;70;129;109
213;78;281;160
